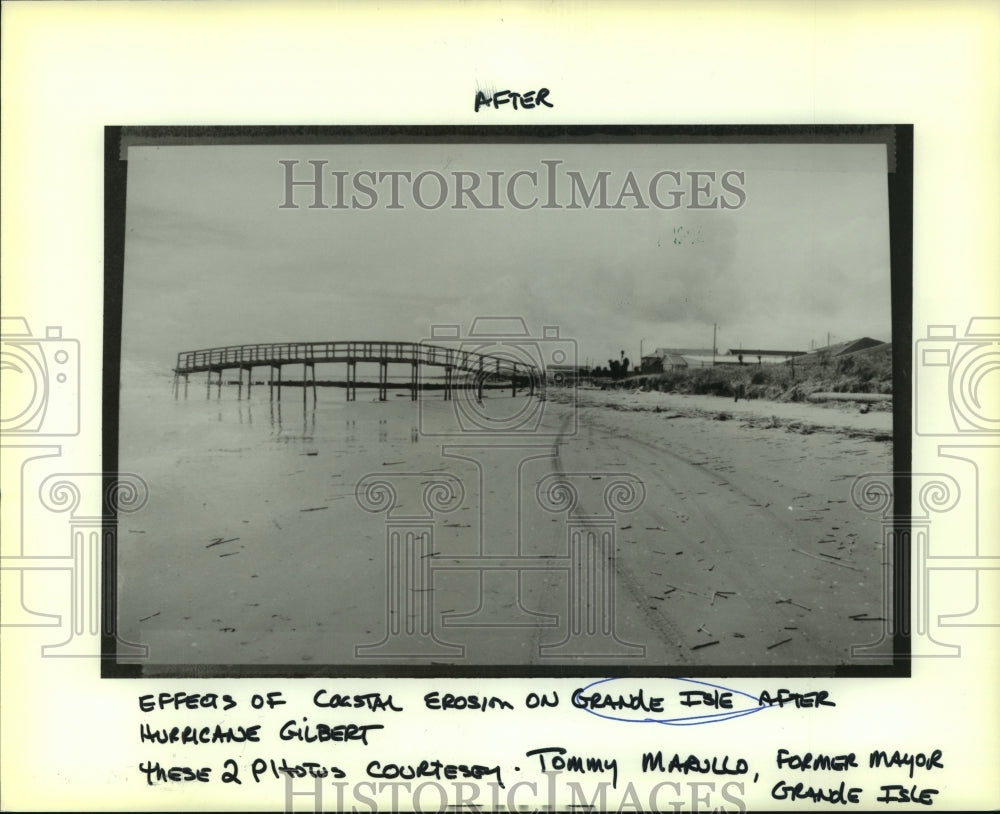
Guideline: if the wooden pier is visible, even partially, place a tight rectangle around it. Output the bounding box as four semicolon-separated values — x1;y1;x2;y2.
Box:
172;340;540;402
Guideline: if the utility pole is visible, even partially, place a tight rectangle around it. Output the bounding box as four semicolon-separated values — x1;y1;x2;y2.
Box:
712;323;717;366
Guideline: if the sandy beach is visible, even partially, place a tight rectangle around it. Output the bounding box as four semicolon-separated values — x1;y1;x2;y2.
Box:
117;377;893;673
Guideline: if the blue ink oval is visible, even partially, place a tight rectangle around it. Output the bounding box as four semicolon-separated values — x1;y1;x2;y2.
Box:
571;677;770;726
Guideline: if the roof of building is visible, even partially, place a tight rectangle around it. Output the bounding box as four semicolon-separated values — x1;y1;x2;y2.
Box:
807;337;886;357
726;348;807;357
649;347;715;358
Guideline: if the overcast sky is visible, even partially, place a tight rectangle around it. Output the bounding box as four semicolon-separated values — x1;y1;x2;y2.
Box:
121;141;891;371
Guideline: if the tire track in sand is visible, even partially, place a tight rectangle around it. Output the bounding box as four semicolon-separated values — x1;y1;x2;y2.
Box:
529;408;692;664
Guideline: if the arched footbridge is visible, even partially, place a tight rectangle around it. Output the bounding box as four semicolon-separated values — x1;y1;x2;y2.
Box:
172;341;543;402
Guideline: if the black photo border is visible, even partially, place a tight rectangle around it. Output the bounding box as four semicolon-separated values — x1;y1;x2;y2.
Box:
102;124;912;680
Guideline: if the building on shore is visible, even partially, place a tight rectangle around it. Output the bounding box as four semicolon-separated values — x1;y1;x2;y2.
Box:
640;346;807;372
724;347;808;365
640;348;713;373
629;336;887;378
799;337;886;359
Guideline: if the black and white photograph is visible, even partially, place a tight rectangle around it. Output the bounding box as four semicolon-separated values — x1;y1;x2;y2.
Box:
111;127;906;676
5;2;1000;811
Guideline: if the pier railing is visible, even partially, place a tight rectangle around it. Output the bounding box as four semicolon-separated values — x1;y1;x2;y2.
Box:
174;341;536;377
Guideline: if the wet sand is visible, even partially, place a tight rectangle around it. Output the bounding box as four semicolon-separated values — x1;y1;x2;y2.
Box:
117;381;893;672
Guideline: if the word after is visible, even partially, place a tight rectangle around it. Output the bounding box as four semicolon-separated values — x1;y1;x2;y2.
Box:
475;88;553;112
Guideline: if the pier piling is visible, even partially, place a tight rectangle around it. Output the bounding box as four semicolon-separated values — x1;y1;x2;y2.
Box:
346;360;357;401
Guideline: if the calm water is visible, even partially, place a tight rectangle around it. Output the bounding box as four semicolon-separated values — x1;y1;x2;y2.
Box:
120;368;543;469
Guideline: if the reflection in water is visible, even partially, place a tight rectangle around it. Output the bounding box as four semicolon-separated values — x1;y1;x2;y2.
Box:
304;404;315;439
174;375;189;399
177;382;430;448
267;401;316;441
237;402;254;426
